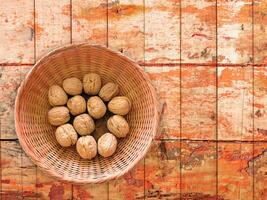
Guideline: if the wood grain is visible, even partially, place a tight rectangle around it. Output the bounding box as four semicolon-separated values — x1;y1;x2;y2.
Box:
109;160;144;200
21;148;38;199
107;1;145;199
218;142;253;200
0;0;34;63
0;65;33;140
35;0;71;60
181;0;216;63
1;0;267;199
108;0;144;63
0;66;21;139
218;66;253;141
254;0;267;64
181;140;217;198
145;140;180;199
181;65;216;140
1;141;22;199
254;66;267;141
72;0;107;45
72;184;108;200
34;1;73;198
36;170;72;200
145;66;180;139
145;0;180;64
1;141;37;199
252;142;267;199
217;0;252;64
72;1;109;198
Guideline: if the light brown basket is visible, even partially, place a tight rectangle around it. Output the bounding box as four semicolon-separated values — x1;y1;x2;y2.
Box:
15;43;159;184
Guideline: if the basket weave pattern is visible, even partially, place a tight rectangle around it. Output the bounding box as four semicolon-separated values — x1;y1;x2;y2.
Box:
15;44;159;184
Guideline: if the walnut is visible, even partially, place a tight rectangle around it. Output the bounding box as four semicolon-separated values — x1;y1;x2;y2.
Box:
76;135;97;160
55;124;78;147
99;82;119;102
48;106;70;126
107;115;129;138
108;96;131;115
83;73;102;95
48;85;68;106
63;77;83;95
98;133;117;157
73;113;95;136
67;95;86;116
87;96;107;119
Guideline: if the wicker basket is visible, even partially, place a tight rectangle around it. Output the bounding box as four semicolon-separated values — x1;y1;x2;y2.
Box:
15;44;159;184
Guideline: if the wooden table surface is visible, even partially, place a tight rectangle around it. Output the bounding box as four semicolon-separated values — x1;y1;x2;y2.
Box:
1;0;267;199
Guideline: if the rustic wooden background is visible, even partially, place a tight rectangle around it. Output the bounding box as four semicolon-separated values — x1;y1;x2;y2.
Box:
0;0;267;199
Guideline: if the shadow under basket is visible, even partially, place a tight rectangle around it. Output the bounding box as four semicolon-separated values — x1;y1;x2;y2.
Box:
15;44;159;184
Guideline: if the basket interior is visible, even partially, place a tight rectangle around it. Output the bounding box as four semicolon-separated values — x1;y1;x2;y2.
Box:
16;45;157;183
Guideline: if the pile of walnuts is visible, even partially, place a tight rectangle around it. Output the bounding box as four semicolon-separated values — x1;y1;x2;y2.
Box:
47;73;131;160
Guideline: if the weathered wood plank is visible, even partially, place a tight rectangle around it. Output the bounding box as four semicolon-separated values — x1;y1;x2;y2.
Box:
254;66;267;141
36;171;72;200
181;65;216;140
144;0;180;64
218;66;253;141
1;141;38;199
1;141;22;200
0;66;20;139
21;149;38;199
0;0;34;63
218;142;253;200
181;141;217;198
108;1;145;199
108;0;144;63
72;1;109;198
0;65;32;140
109;160;144;200
145;140;180;199
73;184;108;200
181;0;216;63
72;0;107;45
217;0;252;64
252;142;267;199
35;0;71;59
254;0;267;64
20;65;37;199
145;66;180;139
35;1;73;198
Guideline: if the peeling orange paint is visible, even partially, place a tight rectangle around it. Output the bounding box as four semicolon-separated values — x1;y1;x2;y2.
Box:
73;6;106;21
61;4;70;15
1;0;267;199
182;5;216;25
109;4;144;19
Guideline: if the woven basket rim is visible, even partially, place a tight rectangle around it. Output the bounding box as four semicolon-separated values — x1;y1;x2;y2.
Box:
14;43;159;184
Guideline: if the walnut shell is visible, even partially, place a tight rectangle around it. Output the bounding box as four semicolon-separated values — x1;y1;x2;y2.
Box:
76;135;97;160
67;95;86;116
48;106;70;126
48;85;68;106
107;115;129;138
87;96;107;119
108;96;131;115
98;133;117;157
55;124;78;147
63;77;82;95
73;114;95;136
83;73;102;95
99;82;119;102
